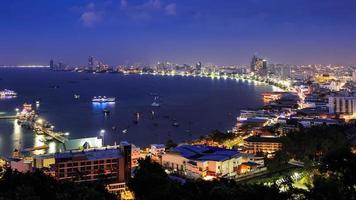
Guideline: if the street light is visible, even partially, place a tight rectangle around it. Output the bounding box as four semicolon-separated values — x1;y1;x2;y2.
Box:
100;129;105;145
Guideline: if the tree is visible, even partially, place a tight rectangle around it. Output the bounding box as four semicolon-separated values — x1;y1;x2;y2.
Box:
0;169;116;200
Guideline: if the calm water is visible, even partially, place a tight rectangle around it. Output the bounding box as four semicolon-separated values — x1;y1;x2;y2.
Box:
0;68;274;157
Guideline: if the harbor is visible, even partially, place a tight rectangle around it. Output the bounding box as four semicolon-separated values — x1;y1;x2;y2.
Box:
15;103;68;144
0;68;273;157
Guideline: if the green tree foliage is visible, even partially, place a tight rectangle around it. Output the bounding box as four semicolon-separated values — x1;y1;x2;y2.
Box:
281;125;348;163
207;130;235;143
0;169;116;200
306;147;356;200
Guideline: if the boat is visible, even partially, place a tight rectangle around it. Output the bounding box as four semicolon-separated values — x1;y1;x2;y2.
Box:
151;102;160;107
151;96;160;107
122;129;128;134
172;122;179;127
74;94;80;99
0;89;17;98
92;96;116;103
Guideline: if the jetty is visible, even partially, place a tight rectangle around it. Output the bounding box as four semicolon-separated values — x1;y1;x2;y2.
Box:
0;115;17;119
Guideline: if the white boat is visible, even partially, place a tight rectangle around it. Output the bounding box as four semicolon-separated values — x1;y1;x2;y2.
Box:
151;96;160;107
92;96;116;103
0;89;17;98
151;102;160;107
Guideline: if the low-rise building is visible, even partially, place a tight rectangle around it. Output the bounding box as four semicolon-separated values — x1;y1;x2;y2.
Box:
53;147;130;184
10;158;32;173
150;144;165;162
244;136;282;155
162;145;243;179
328;92;356;116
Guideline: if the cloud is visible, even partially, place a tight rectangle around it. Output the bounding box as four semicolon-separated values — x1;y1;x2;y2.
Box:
80;11;101;27
164;3;176;15
79;2;102;27
121;0;177;21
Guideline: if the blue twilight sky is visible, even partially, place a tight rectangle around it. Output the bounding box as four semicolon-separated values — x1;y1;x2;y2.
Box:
0;0;355;66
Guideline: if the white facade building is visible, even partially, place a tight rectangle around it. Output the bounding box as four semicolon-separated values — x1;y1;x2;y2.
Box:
328;93;356;115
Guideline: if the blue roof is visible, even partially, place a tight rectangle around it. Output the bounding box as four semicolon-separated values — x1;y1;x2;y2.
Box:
55;148;122;160
171;145;239;161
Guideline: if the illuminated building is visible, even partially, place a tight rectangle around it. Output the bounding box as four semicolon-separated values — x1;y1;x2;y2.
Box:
250;55;268;77
244;136;282;155
150;144;165;162
161;145;243;179
120;141;141;168
53;147;130;184
281;65;291;79
328;92;356;115
353;71;356;83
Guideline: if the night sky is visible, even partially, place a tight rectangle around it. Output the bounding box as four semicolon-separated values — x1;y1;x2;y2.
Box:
0;0;355;65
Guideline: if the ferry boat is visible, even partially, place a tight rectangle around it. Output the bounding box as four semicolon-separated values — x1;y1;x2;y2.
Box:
0;89;17;98
151;102;160;107
151;96;160;107
92;96;116;103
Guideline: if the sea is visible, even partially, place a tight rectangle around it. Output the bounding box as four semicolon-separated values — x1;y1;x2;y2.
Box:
0;67;275;157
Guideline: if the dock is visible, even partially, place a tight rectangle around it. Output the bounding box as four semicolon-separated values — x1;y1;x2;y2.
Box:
0;115;17;119
43;130;66;143
24;145;49;152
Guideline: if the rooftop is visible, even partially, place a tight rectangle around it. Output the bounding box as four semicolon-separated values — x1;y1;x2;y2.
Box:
245;136;282;143
55;148;122;161
171;145;240;162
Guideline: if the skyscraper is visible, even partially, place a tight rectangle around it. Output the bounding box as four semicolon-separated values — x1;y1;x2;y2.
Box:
251;55;268;77
281;65;291;79
196;62;202;70
49;59;54;70
88;56;95;70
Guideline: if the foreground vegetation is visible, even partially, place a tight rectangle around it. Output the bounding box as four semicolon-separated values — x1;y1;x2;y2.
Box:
130;124;356;200
0;170;116;200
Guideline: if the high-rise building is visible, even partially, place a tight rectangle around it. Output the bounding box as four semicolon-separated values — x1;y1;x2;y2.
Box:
88;56;95;70
196;62;202;71
250;55;258;72
281;65;291;79
250;55;267;77
49;59;54;70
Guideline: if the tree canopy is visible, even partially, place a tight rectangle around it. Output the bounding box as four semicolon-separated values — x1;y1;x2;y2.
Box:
0;169;116;200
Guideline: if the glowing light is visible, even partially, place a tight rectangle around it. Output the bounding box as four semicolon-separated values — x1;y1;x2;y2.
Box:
100;129;105;136
36;118;43;124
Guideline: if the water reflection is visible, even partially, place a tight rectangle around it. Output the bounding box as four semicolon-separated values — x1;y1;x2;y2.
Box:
12;119;23;151
48;141;57;154
92;102;115;110
33;134;45;155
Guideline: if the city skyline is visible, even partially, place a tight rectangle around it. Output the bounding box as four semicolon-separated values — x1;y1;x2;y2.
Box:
1;0;356;66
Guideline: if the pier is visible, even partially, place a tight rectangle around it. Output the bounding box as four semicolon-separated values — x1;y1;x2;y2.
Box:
16;103;68;143
34;121;67;143
0;115;17;119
